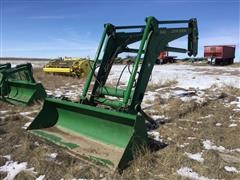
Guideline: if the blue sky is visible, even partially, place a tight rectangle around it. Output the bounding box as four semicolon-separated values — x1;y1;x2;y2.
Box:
0;0;239;60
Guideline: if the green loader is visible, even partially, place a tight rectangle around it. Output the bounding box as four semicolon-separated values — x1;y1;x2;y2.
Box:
0;63;46;105
0;63;11;71
28;16;198;170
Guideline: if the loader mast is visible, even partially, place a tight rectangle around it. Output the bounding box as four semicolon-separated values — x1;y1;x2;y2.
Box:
81;16;198;113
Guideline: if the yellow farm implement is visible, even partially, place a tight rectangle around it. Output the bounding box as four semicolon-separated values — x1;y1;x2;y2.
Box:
43;57;91;78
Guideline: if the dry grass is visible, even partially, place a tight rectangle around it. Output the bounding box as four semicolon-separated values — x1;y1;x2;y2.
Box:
147;79;177;91
228;62;240;68
0;70;240;179
0;109;106;179
121;85;240;179
179;61;208;66
33;68;85;90
117;147;161;179
222;85;240;97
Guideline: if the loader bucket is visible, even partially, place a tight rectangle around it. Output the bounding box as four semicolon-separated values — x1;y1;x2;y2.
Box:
4;80;46;105
0;63;11;83
0;63;11;71
27;97;148;170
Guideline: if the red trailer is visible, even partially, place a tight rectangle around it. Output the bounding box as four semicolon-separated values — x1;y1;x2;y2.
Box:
156;51;177;64
204;45;235;65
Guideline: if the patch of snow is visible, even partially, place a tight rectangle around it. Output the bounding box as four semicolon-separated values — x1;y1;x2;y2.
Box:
71;85;78;88
144;91;159;102
2;155;11;161
34;141;40;146
177;167;210;180
203;140;240;153
202;140;226;152
36;175;46;180
109;65;240;91
180;96;205;103
147;131;163;142
216;123;222;126
1;60;47;68
158;92;171;100
46;90;53;96
19;111;34;116
65;91;78;97
173;89;188;96
224;103;231;107
231;148;240;152
0;111;9;115
187;137;196;140
13;145;22;148
19;111;36;121
0;160;35;180
184;152;204;163
230;97;240;108
25;116;34;121
47;86;81;101
177;142;190;148
22;122;31;129
224;166;239;173
48;153;58;159
157;88;205;103
46;153;59;162
151;115;169;120
200;115;213;119
178;126;187;130
53;89;63;98
229;123;237;127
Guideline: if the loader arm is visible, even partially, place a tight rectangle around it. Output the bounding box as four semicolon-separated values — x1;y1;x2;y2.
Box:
81;16;198;113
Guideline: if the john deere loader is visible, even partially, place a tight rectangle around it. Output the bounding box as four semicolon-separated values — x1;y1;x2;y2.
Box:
28;16;198;170
0;63;11;71
43;57;91;78
0;63;46;105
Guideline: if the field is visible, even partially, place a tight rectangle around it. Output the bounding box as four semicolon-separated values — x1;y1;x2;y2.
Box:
0;63;240;179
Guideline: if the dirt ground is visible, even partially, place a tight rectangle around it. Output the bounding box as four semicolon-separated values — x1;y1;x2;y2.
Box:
0;66;240;179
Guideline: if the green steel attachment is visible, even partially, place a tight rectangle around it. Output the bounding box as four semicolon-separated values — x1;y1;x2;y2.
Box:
0;63;46;105
0;63;11;71
28;16;198;170
0;63;11;85
27;98;147;170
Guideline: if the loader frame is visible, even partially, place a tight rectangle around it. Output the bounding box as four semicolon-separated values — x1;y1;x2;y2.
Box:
81;16;198;113
28;16;198;170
